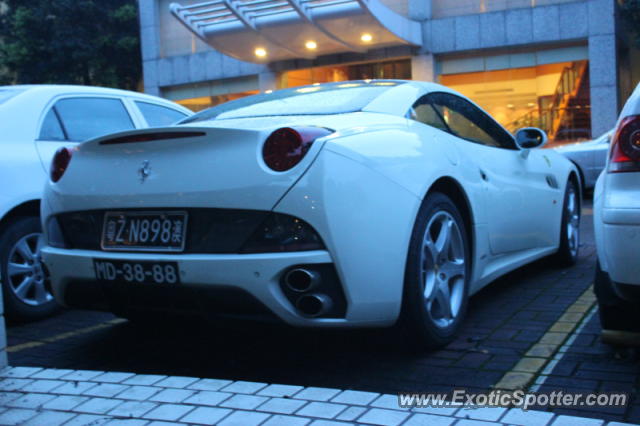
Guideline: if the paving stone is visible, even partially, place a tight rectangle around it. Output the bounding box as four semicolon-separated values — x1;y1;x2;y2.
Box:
0;391;21;405
493;372;535;390
183;390;232;406
153;376;199;389
220;380;268;394
357;407;410;425
64;414;112;426
294;387;342;402
104;420;149;426
116;385;161;401
297;401;347;419
550;415;604;425
84;383;130;398
6;392;56;409
0;367;42;378
403;413;455;426
336;406;367;421
526;344;559;358
501;408;554;426
217;410;270;426
513;357;547;374
179;406;232;425
0;378;33;391
42;395;89;411
62;370;105;381
187;378;233;392
20;379;65;393
456;407;507;422
257;397;307;414
309;421;354;426
148;388;195;403
219;393;269;410
22;410;76;426
52;381;98;395
370;394;409;411
122;375;167;386
92;372;136;383
331;390;379;406
74;397;125;414
258;384;305;397
108;400;158;418
455;420;502;426
143;403;194;421
262;414;310;426
0;408;39;425
412;405;461;416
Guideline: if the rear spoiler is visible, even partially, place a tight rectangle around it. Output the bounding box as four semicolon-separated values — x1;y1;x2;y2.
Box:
99;131;205;145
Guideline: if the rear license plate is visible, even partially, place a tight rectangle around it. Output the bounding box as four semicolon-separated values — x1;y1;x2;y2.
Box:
93;259;180;284
101;211;187;252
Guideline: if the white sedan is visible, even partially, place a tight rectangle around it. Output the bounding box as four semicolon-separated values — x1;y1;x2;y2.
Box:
594;83;640;337
554;129;613;190
0;85;191;321
41;80;580;348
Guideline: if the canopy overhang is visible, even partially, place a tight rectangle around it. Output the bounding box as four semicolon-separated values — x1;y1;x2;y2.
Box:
170;0;422;63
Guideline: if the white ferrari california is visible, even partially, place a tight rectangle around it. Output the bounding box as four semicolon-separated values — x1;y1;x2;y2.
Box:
41;80;581;348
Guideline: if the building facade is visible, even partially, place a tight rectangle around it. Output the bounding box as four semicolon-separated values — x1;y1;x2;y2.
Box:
139;0;636;143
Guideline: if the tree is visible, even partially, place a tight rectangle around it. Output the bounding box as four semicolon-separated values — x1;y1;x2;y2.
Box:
0;0;141;90
621;0;640;49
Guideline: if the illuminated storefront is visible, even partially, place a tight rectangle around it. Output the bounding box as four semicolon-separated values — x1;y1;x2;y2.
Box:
140;0;628;143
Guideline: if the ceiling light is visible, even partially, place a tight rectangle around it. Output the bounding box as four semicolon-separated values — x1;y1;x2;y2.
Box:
360;33;373;42
305;40;317;50
254;47;267;58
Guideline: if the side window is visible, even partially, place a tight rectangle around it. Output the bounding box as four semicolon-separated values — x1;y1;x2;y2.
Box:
39;108;66;141
411;92;516;149
410;98;450;132
54;98;135;142
135;101;187;127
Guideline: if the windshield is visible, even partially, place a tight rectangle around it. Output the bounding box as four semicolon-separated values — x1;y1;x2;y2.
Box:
0;87;27;105
182;80;402;123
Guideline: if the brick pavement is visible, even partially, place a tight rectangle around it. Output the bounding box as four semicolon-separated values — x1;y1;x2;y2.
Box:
0;366;636;426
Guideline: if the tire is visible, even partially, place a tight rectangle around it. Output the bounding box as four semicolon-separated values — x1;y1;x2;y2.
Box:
594;261;640;333
0;216;59;322
398;192;471;350
551;178;581;266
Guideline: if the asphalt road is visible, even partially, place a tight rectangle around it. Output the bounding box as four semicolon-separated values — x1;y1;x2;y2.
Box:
6;202;640;423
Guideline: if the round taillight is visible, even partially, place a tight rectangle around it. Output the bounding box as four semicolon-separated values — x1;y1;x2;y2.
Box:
50;147;73;182
262;127;332;172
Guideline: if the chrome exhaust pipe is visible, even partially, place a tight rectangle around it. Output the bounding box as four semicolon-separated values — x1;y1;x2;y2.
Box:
284;268;319;293
296;294;332;317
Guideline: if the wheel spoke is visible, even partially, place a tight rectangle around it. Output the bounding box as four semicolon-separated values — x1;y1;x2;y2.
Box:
423;239;438;267
434;219;452;257
8;262;31;277
15;239;35;261
33;280;49;304
434;282;452;320
14;276;35;300
440;260;465;280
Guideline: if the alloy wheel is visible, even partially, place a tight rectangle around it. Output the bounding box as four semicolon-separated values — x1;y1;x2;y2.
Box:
6;233;53;306
420;211;466;329
566;184;580;258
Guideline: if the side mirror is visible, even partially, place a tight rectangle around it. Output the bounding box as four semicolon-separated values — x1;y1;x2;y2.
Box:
515;127;548;150
515;128;547;158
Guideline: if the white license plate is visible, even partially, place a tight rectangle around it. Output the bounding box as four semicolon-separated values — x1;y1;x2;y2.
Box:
101;211;187;252
93;259;180;284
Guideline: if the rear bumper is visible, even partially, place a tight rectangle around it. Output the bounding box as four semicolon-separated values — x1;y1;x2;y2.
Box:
41;247;393;327
597;208;640;286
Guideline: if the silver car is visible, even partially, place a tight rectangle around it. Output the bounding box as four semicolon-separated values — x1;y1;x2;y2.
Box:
554;129;613;190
